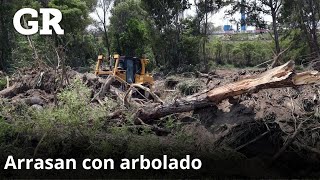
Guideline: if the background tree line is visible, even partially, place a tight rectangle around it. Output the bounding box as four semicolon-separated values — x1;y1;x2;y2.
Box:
1;0;320;74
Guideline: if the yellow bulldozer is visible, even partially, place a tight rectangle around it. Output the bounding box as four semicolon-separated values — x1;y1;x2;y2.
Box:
95;54;155;91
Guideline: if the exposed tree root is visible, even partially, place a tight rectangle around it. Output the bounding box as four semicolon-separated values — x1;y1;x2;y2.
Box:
91;76;115;104
271;119;307;163
135;61;320;123
235;130;270;151
124;84;164;107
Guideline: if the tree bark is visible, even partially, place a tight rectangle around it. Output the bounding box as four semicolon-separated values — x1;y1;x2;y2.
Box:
203;0;209;71
270;5;281;68
308;0;320;58
103;25;111;57
136;61;320;123
96;0;112;57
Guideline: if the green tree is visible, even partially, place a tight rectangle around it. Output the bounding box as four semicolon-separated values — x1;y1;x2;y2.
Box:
194;0;222;71
0;0;42;71
228;0;283;67
49;0;100;67
49;0;91;35
282;0;320;69
109;0;150;57
0;0;14;71
95;0;112;57
141;0;190;68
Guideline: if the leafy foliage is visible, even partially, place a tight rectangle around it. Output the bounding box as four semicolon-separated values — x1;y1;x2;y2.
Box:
141;0;190;30
0;0;320;73
29;80;115;136
0;78;6;91
49;0;91;33
109;0;150;57
207;38;273;68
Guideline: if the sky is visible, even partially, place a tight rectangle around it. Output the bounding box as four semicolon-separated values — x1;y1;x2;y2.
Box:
183;2;273;30
90;1;114;28
89;0;273;31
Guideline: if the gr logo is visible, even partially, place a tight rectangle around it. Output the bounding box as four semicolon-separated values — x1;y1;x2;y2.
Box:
13;8;64;35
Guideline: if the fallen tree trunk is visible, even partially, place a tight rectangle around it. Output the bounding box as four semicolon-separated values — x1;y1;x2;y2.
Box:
136;61;320;123
0;82;29;98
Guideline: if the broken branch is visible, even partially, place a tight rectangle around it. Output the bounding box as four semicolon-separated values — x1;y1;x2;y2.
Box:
136;61;320;123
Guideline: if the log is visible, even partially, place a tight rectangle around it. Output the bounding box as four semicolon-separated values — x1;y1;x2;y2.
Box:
0;83;28;98
136;61;320;123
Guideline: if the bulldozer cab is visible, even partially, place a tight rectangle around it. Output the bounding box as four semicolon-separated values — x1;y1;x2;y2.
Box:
118;56;141;84
126;59;134;84
95;54;154;89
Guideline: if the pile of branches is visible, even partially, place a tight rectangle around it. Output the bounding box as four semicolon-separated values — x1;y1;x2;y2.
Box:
215;114;320;165
1;61;320;164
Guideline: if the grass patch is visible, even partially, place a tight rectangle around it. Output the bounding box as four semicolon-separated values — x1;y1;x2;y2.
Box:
0;78;6;91
178;80;202;96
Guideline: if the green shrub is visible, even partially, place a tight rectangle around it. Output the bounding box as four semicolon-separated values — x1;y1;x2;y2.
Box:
35;80;114;133
0;78;6;91
207;36;273;68
0;116;13;143
178;80;201;96
0;79;116;144
280;29;309;65
0;79;120;156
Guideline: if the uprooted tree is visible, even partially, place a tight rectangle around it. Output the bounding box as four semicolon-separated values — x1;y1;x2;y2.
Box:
133;61;320;123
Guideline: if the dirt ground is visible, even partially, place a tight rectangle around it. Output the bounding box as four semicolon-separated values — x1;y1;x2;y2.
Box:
156;68;320;177
157;68;319;127
1;67;320;178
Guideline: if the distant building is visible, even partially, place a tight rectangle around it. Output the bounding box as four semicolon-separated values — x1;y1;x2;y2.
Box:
223;25;233;32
